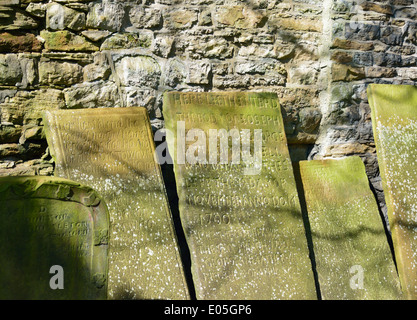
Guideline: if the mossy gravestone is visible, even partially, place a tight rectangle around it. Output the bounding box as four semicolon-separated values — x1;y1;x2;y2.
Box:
299;157;402;300
163;92;317;299
43;107;189;300
368;84;417;299
0;176;109;300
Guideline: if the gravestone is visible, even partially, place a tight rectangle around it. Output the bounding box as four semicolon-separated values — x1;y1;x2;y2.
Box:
0;176;109;300
163;92;317;299
43;107;190;300
299;156;402;300
368;84;417;299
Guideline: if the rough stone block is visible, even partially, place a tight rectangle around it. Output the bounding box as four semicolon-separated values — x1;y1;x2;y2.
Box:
100;33;151;50
40;30;98;52
0;8;38;31
39;60;83;87
86;1;125;32
213;5;265;29
0;32;42;53
63;81;119;109
186;60;211;85
331;63;365;82
165;9;198;29
46;2;86;31
0;89;65;125
0;53;22;85
128;6;162;29
114;56;161;89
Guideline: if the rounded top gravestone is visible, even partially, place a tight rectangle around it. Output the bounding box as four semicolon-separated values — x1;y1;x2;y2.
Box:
0;175;109;300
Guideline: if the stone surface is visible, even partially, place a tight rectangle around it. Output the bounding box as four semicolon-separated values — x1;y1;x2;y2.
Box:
166;9;198;29
46;2;86;31
39;59;83;87
63;80;119;109
0;32;42;53
331;38;375;51
163;92;317;300
100;33;151;50
161;58;187;88
214;6;265;29
82;52;110;82
81;30;111;42
86;1;124;32
115;56;161;89
0;1;416;296
40;30;99;52
43;107;189;300
271;16;322;32
152;35;174;58
0;8;39;31
331;63;365;82
0;158;53;176
186;61;211;85
299;156;402;300
0;176;109;299
0;122;21;143
0;89;65;125
25;2;46;18
0;53;22;86
368;84;417;299
128;6;162;29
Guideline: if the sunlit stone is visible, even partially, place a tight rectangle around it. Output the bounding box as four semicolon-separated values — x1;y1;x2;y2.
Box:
299;156;402;300
163;91;317;299
43;107;189;300
368;84;417;299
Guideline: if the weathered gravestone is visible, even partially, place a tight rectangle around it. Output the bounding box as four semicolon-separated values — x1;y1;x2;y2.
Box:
298;156;402;299
43;107;190;300
0;176;109;300
163;92;317;299
368;84;417;299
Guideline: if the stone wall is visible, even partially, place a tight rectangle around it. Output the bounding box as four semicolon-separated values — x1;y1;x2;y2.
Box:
313;0;417;214
0;0;416;213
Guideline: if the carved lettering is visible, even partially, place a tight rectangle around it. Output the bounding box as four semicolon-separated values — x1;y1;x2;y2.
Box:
163;92;317;299
43;107;190;300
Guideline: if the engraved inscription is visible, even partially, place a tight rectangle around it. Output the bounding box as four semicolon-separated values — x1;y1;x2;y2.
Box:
0;177;108;300
43;108;189;300
163;92;317;300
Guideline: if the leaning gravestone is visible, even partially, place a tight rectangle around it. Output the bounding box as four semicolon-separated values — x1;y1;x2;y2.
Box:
43;107;189;300
368;84;417;299
0;176;109;300
163;92;317;299
299;156;402;300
